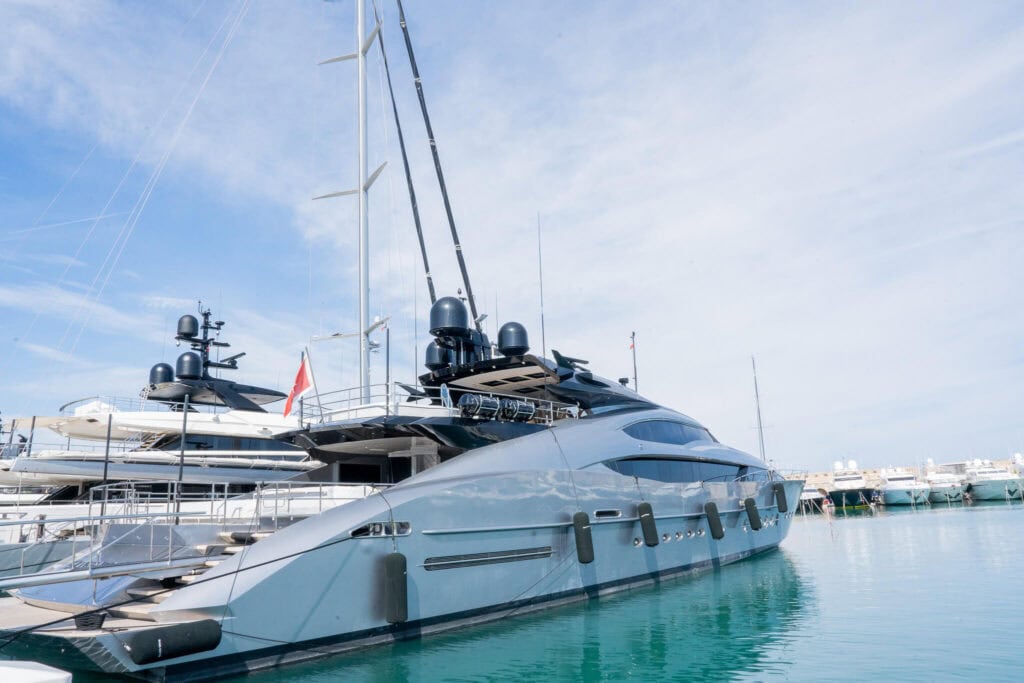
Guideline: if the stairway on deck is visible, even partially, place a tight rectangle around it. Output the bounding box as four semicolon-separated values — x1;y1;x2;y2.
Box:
110;530;270;621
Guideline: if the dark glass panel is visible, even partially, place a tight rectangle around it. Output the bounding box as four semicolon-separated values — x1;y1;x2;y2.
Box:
623;420;713;446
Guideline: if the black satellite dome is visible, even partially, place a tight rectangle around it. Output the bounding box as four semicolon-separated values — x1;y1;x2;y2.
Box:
498;322;529;356
424;341;450;371
149;362;175;385
429;296;470;337
177;315;199;339
175;351;203;380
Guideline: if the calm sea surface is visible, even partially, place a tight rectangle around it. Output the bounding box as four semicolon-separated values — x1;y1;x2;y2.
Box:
69;501;1022;681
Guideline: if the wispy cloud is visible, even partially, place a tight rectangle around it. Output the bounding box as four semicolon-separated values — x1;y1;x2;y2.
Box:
17;342;84;365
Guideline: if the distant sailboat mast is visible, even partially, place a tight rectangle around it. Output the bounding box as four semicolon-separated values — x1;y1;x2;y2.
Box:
537;213;547;359
752;355;766;461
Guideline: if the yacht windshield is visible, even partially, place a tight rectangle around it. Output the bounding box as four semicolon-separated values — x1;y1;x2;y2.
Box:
592;457;770;484
623;420;716;446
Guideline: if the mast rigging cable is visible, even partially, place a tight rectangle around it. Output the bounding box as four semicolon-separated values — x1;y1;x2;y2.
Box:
374;3;436;305
395;0;481;331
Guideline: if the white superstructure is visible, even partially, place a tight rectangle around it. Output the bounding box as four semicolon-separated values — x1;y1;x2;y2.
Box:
878;468;930;505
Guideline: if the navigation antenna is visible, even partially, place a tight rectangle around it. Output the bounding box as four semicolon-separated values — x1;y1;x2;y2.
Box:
752;355;767;461
630;331;638;392
175;304;244;379
537;213;547;359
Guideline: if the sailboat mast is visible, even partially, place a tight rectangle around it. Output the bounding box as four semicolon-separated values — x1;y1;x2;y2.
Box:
752;355;766;461
356;0;370;402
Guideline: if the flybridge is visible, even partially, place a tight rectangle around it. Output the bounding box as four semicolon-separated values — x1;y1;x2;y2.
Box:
144;307;286;412
418;296;653;414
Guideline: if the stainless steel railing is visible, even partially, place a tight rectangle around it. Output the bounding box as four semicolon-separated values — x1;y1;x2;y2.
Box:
298;381;576;426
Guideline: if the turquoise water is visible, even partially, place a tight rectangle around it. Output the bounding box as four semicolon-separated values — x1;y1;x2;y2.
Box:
221;501;1022;682
60;501;1024;681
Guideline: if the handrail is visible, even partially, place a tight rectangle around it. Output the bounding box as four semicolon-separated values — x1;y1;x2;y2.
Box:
0;556;215;591
0;511;211;528
58;395;156;416
300;381;576;426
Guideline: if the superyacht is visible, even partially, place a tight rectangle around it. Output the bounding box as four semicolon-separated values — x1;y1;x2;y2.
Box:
877;468;930;506
0;297;803;680
0;3;802;678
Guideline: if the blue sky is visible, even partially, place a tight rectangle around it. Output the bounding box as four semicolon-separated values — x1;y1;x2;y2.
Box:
1;1;1023;471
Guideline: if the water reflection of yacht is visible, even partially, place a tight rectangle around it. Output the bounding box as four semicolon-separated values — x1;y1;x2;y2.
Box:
877;468;930;506
322;549;805;682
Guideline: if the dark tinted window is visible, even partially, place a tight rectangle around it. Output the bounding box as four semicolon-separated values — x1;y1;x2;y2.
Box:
737;466;774;482
623;420;714;446
601;457;750;483
158;435;301;452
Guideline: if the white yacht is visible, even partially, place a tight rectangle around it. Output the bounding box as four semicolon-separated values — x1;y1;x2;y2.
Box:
963;460;1023;501
2;310;314;491
877;468;930;506
923;461;966;504
827;460;877;508
0;310;321;577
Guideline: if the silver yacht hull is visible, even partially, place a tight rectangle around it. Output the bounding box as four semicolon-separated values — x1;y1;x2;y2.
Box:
0;412;802;680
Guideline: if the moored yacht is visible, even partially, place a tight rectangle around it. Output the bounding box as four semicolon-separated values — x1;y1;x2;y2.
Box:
0;5;802;677
963;460;1023;502
923;462;965;504
0;297;804;680
1;309;316;492
827;460;877;508
877;468;930;506
0;309;320;576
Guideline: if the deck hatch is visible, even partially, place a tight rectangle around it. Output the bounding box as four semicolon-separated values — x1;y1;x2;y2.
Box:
423;546;552;570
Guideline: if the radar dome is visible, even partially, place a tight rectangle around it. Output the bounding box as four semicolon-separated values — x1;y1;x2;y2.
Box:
497;322;529;357
424;341;450;371
175;351;202;380
149;362;175;385
847;459;858;470
429;297;469;337
177;314;199;339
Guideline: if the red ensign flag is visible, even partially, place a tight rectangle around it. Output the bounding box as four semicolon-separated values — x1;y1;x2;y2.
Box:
283;353;314;416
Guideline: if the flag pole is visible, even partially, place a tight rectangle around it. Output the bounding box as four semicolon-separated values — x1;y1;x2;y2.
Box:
303;347;324;419
630;331;638;392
